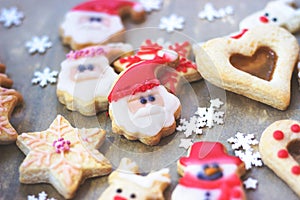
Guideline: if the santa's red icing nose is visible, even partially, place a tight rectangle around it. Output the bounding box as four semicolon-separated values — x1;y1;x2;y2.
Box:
259;16;269;23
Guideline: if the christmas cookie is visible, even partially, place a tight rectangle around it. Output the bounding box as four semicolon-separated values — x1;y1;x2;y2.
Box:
108;55;181;146
239;0;300;34
0;87;22;144
98;158;171;200
60;0;146;50
194;25;299;110
172;142;246;200
57;43;133;116
113;39;201;93
16;115;112;199
260;119;300;197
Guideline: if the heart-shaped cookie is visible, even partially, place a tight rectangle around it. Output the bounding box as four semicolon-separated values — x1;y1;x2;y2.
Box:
194;25;299;110
260;119;300;197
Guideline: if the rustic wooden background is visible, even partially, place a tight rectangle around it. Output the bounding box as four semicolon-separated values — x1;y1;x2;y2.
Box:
0;0;300;199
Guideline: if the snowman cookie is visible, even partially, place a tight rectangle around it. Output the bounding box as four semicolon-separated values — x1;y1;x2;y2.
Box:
98;158;171;200
60;0;146;50
108;53;181;146
239;0;300;34
172;142;246;200
194;25;299;110
260;119;300;197
57;43;132;116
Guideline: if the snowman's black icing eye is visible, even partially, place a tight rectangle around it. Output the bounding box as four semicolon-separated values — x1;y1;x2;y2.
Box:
116;188;122;193
264;12;269;17
130;193;136;198
272;17;277;22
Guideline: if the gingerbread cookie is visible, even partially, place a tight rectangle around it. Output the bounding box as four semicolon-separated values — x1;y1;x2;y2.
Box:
260;119;300;197
98;158;171;200
239;0;300;34
194;25;299;110
108;55;181;146
16;115;112;199
60;0;146;50
172;142;246;200
113;39;201;93
57;43;133;116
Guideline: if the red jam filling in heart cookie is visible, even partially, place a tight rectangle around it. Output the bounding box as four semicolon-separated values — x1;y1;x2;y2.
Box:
229;46;277;81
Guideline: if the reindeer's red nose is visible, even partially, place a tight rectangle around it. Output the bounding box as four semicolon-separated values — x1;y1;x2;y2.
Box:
259;16;269;23
114;196;127;200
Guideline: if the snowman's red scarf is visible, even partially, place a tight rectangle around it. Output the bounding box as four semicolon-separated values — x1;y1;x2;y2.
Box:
179;173;243;199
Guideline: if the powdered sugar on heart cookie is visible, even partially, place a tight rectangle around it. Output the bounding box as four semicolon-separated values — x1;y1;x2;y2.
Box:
260;119;300;197
59;0;145;50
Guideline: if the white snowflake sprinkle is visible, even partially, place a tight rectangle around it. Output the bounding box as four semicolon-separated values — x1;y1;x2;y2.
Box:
25;36;52;54
27;191;56;200
176;116;203;137
179;138;193;149
243;177;258;189
32;67;58;87
235;149;263;170
159;14;185;33
198;3;234;22
227;132;259;151
0;7;24;28
139;0;163;12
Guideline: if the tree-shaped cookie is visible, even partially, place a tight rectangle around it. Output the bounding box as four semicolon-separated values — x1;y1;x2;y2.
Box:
16;115;112;199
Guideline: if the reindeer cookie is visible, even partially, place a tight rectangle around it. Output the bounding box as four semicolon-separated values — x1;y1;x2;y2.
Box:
57;43;132;116
260;119;300;197
194;25;299;110
98;158;171;200
172;142;246;200
60;0;146;50
239;0;300;34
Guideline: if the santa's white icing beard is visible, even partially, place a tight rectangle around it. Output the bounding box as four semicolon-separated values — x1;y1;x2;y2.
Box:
61;11;124;44
110;85;180;138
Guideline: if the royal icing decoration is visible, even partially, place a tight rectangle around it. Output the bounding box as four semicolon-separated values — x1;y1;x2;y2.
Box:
16;115;112;199
31;67;58;87
0;7;24;28
25;36;52;54
243;177;258;190
172;142;246;200
60;0;145;50
198;3;234;22
260;120;300;196
239;0;300;33
159;14;185;33
27;191;56;200
179;138;193;149
98;158;171;200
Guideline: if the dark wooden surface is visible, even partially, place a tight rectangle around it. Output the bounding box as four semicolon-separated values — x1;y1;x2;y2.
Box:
0;0;300;199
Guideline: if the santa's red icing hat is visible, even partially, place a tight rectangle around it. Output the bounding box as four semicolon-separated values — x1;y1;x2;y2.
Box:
179;142;243;167
72;0;145;21
108;55;177;103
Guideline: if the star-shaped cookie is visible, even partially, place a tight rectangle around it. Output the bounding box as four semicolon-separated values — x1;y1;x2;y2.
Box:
0;87;22;144
16;115;112;199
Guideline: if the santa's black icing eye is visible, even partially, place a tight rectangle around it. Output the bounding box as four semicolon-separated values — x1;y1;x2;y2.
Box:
148;95;155;102
130;193;136;198
264;13;269;17
116;188;122;193
78;64;86;72
140;97;147;104
87;64;94;71
272;17;277;22
90;17;102;22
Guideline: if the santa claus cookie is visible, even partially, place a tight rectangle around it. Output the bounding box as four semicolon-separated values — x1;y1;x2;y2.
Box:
113;39;201;84
172;142;246;200
239;0;300;34
57;43;133;116
194;25;299;110
260;119;300;197
98;158;171;200
60;0;146;50
16;115;112;199
108;55;181;146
